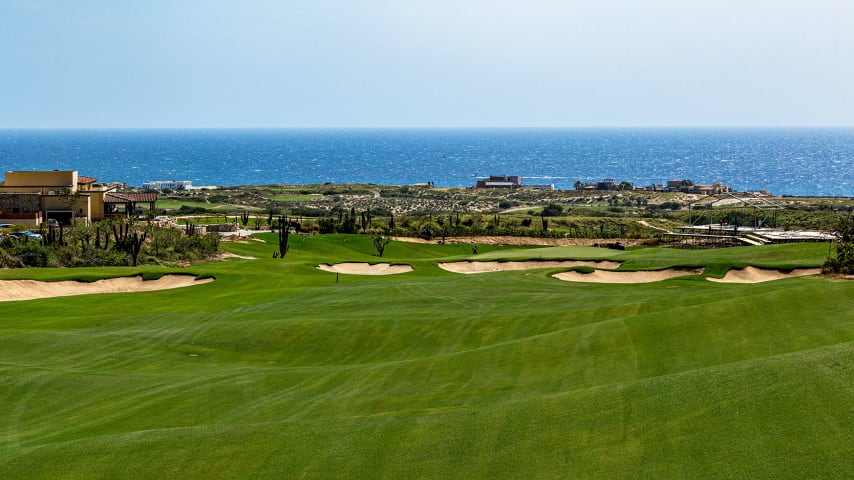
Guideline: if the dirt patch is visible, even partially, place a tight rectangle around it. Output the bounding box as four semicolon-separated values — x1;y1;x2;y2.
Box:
391;236;432;244
439;260;621;274
393;236;647;247
553;268;704;284
707;267;822;283
218;251;256;260
317;263;413;275
0;275;214;302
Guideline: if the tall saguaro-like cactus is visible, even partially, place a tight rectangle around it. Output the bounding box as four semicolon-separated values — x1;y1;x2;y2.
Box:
277;216;290;258
128;231;146;267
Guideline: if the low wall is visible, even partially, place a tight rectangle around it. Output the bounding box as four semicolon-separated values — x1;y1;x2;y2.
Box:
0;193;41;214
198;223;239;233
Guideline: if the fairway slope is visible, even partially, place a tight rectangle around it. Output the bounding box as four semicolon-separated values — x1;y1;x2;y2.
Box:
2;236;852;479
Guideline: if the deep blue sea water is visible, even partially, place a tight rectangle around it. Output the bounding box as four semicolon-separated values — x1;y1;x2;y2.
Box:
1;128;853;196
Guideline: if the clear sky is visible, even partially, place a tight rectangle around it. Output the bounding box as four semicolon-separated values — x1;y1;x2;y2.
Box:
1;0;852;128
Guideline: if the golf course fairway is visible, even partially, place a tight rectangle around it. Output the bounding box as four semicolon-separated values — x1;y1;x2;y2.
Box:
1;234;851;479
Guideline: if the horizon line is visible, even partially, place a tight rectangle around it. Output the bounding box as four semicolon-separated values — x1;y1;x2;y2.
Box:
2;125;853;131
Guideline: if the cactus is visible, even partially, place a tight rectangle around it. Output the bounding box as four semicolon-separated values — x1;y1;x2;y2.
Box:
112;221;130;243
277;216;290;258
128;231;147;267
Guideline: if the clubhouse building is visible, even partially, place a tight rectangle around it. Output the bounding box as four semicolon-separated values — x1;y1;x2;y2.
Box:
0;170;156;227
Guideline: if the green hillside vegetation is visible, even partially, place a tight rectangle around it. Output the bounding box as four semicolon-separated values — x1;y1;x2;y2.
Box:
145;185;853;245
1;236;852;479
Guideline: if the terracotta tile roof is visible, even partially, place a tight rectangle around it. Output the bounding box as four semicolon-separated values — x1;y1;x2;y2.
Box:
77;175;98;184
104;192;159;203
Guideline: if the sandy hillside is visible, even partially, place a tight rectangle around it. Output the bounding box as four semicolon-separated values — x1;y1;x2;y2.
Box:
707;267;822;283
439;260;621;274
317;263;413;275
553;268;704;284
0;275;213;302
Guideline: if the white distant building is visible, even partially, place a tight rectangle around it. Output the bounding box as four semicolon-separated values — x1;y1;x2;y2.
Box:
142;180;192;191
473;175;554;191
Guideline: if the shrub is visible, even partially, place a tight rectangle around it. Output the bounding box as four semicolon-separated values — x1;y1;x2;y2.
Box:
318;218;337;234
177;205;212;215
823;216;854;274
372;233;391;257
1;238;55;267
541;203;564;217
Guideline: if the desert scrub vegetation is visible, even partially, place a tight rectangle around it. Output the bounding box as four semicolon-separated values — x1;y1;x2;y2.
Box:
149;184;846;242
823;215;854;274
0;218;220;268
301;208;664;241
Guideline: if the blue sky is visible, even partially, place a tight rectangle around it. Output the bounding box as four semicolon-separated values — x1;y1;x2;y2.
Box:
1;0;852;128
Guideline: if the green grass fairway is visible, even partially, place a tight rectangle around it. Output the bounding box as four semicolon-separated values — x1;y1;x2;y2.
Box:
1;237;852;479
156;198;240;211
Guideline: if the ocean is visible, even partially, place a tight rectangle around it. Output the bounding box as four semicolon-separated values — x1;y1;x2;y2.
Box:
1;128;853;196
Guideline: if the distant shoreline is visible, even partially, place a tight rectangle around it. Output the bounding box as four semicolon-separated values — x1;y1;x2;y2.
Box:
149;182;854;199
3;126;854;131
3;128;853;196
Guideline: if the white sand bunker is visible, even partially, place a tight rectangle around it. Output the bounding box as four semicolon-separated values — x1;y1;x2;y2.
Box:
317;263;413;275
553;268;704;284
439;260;621;274
0;275;214;302
218;252;256;260
707;266;821;283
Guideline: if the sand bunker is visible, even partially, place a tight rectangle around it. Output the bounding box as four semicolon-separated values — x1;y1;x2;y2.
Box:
0;275;214;302
218;252;256;260
439;260;621;274
707;267;821;283
553;268;704;284
317;263;413;275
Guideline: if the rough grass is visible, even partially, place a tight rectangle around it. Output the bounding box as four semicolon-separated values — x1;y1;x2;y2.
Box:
0;236;851;479
156;198;237;211
264;193;322;202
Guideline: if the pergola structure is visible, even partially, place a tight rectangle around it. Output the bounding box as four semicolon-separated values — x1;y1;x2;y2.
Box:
104;192;158;217
660;193;833;248
656;193;788;248
686;192;785;230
